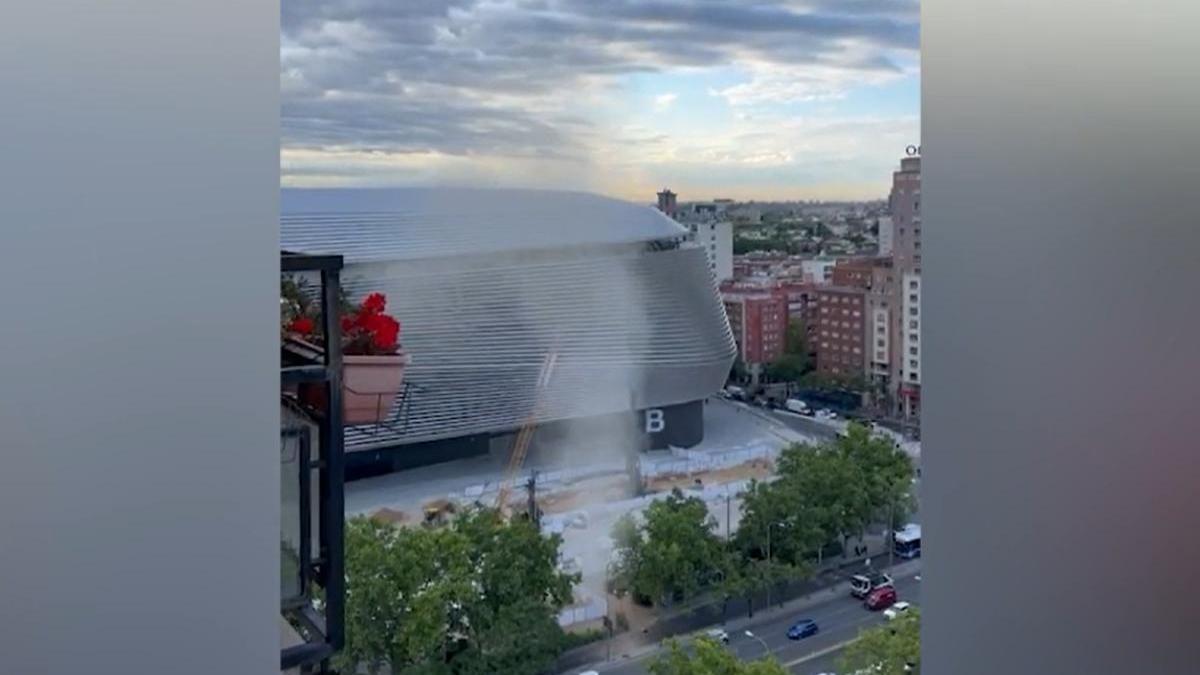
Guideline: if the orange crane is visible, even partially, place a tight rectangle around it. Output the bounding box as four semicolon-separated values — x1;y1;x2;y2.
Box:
495;350;559;514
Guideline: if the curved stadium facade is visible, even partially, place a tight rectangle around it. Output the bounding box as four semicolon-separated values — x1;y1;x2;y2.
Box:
282;188;736;478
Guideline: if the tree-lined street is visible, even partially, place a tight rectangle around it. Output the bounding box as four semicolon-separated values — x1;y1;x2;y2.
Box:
589;570;921;674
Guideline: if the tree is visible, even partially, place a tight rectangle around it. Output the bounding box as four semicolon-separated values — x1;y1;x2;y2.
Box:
650;637;789;675
763;319;811;385
337;509;578;675
763;355;805;384
834;424;915;534
784;318;808;358
608;489;732;608
736;427;913;569
738;445;862;565
838;608;921;675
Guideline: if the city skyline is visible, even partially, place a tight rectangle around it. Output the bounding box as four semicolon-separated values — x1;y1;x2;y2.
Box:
282;0;920;202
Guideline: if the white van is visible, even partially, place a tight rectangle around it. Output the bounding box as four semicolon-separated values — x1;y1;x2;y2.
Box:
785;398;810;415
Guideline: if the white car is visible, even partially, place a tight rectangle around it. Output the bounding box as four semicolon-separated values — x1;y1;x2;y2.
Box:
702;628;730;644
883;601;912;620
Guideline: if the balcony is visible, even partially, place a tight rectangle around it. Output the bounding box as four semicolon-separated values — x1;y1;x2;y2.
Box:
280;252;346;674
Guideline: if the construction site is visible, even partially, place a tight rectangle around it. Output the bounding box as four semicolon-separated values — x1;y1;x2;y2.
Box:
346;394;819;634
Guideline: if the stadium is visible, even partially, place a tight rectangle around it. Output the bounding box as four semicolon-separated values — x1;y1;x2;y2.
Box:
281;187;737;480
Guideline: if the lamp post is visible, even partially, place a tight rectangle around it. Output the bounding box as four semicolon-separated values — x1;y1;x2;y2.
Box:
765;521;786;608
744;630;770;655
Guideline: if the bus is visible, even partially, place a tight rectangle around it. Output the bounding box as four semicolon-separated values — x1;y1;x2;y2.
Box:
893;523;921;559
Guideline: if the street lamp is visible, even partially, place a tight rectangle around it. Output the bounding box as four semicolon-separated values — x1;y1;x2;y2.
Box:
744;630;770;654
765;521;787;608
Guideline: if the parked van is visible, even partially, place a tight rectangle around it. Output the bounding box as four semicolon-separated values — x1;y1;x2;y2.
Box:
850;572;894;599
785;398;811;415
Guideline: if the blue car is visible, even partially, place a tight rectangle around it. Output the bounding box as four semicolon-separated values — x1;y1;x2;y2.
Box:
787;618;819;640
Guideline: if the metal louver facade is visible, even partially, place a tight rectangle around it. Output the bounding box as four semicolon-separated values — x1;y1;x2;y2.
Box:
281;188;737;453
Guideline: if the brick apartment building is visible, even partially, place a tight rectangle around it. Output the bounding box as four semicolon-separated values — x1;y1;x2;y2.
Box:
889;156;921;418
830;257;882;290
776;280;820;350
814;286;867;378
722;290;788;370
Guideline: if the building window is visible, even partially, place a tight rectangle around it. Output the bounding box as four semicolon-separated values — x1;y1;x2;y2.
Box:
853;310;861;317
853;347;861;354
909;359;918;368
909;347;918;356
820;342;828;349
909;280;918;290
909;294;918;303
909;372;918;381
877;339;885;347
909;320;918;329
852;323;861;331
909;308;918;316
909;333;918;342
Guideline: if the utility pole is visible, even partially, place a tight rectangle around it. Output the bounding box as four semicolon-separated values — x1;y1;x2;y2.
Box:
725;493;732;543
765;524;773;609
525;470;540;529
887;496;895;569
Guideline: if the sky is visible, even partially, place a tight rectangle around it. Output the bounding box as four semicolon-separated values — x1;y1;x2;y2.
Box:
281;0;919;202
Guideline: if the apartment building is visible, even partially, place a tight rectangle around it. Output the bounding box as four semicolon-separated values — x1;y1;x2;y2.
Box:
722;290;788;369
888;155;922;419
685;220;734;281
814;286;867;378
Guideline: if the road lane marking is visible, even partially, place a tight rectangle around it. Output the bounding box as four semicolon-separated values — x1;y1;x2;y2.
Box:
782;636;862;667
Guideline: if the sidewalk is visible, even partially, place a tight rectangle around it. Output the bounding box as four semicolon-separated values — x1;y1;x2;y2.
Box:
554;539;918;674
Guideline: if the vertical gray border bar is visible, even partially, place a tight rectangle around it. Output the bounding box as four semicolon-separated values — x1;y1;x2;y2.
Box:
925;0;1200;673
1;1;279;673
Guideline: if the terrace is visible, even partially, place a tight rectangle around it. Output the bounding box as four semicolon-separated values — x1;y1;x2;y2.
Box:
279;252;346;674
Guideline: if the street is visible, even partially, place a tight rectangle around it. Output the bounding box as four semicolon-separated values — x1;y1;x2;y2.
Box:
586;571;920;675
765;408;842;442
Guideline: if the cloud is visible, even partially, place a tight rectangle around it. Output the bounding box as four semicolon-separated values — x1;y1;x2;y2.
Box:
281;0;920;196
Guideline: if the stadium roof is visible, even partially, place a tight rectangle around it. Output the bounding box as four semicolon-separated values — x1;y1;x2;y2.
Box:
281;187;687;264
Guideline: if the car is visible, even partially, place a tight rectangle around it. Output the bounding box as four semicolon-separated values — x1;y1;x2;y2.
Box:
703;628;730;644
883;601;912;620
786;618;819;640
864;585;898;611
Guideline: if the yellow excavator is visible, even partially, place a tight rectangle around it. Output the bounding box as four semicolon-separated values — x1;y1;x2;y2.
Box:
495;350;558;516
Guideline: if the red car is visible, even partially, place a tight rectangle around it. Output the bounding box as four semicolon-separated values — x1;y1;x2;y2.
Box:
864;585;898;610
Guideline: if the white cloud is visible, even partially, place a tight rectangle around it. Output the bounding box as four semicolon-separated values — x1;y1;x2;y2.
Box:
653;93;679;111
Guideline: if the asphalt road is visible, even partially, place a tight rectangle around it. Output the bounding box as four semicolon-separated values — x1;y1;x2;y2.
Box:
765;409;842;442
590;571;921;675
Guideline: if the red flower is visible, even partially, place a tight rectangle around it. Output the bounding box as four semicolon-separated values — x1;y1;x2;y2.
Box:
362;293;387;314
366;313;400;351
342;315;356;333
288;316;315;335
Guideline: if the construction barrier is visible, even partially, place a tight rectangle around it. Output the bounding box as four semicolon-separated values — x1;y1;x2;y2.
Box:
557;597;608;628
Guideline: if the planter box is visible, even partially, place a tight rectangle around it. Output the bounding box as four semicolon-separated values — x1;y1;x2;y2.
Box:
341;352;411;424
289;335;411;425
